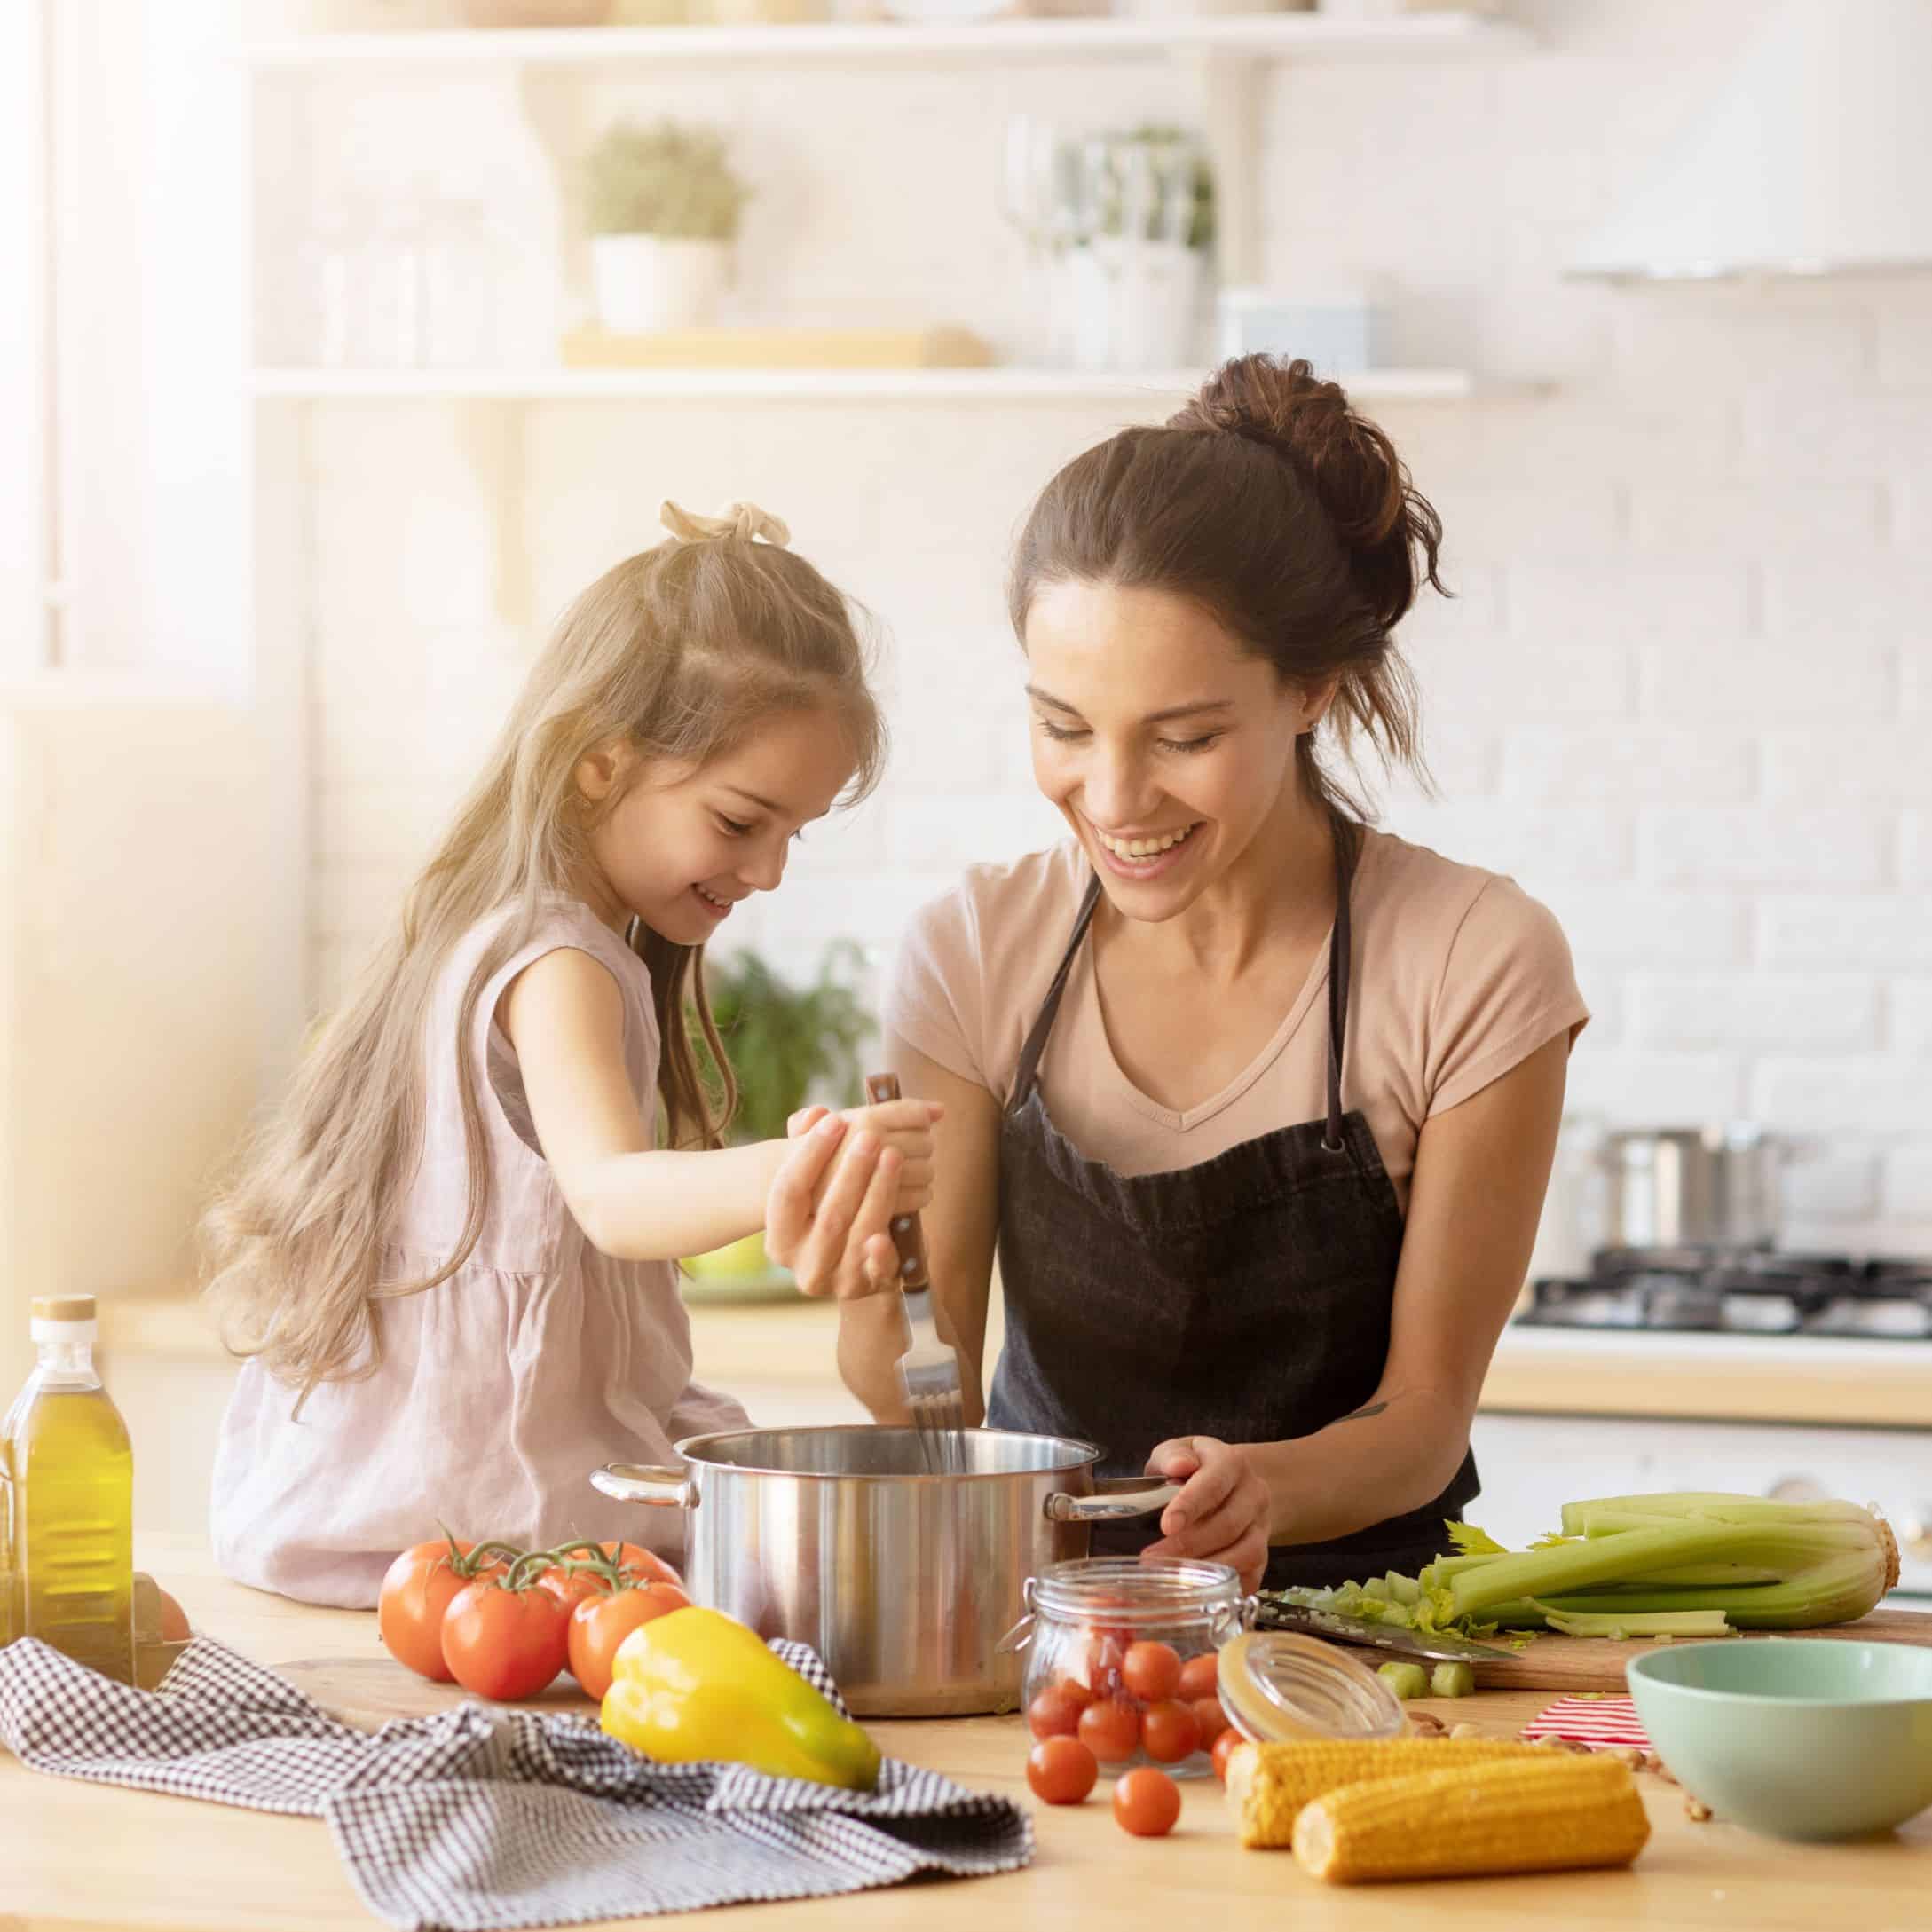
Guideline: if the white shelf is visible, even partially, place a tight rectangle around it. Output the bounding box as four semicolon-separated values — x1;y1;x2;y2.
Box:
246;13;1525;70
248;364;1479;402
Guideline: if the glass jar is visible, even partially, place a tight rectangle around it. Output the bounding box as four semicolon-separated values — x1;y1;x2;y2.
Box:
1012;1557;1253;1778
1216;1630;1407;1744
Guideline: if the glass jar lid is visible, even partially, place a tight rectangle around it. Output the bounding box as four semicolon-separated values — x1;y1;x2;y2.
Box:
1218;1631;1406;1742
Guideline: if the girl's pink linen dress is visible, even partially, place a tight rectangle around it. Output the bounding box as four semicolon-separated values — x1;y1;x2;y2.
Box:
210;897;750;1607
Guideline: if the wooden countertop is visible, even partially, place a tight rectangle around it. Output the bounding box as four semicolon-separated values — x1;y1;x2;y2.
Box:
104;1292;1932;1429
4;1533;1930;1930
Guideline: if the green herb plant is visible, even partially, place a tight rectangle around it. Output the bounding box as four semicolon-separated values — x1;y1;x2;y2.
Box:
582;118;751;241
697;941;875;1148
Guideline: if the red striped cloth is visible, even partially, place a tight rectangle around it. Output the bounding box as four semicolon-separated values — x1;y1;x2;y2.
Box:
1519;1694;1652;1752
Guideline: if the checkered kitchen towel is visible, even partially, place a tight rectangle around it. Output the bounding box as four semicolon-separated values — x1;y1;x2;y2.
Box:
0;1636;1031;1932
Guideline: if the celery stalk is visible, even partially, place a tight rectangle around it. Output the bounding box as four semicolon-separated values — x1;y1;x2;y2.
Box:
1260;1494;1898;1641
1535;1603;1733;1639
1447;1514;1893;1627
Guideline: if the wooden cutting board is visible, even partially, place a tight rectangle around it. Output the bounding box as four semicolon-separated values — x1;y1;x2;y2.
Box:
1464;1606;1932;1694
277;1654;600;1733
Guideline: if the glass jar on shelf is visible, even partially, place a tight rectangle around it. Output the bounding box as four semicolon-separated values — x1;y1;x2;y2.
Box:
1005;1557;1253;1778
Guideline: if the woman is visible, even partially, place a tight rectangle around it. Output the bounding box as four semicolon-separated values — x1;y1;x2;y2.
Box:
771;356;1588;1596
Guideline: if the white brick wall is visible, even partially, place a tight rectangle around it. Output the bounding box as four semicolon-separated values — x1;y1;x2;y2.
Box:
289;1;1932;1255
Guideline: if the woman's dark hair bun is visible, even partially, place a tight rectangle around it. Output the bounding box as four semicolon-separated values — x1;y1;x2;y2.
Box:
1170;355;1446;630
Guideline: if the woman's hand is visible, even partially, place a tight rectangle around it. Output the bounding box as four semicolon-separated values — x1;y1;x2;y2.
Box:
764;1100;942;1301
1139;1436;1272;1594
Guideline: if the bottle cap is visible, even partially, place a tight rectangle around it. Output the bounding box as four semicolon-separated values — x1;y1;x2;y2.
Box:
30;1294;97;1321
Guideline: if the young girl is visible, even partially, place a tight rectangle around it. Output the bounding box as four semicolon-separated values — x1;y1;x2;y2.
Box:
205;500;938;1608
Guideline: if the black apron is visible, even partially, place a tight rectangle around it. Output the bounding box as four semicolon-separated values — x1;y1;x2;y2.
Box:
986;819;1479;1590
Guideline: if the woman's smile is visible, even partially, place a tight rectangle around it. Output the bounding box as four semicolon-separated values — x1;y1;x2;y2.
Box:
1087;816;1203;880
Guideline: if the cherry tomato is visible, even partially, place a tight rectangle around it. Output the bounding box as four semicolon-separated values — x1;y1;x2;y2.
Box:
1077;1698;1142;1762
1113;1767;1181;1837
378;1539;498;1683
1054;1676;1096;1712
1028;1684;1087;1740
1210;1727;1243;1784
1121;1640;1182;1703
1177;1652;1218;1701
565;1581;690;1700
1026;1735;1099;1805
441;1576;571;1700
1189;1695;1228;1745
1139;1699;1201;1764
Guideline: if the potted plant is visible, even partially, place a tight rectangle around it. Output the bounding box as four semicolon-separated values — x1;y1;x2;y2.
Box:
682;942;876;1299
580;118;750;333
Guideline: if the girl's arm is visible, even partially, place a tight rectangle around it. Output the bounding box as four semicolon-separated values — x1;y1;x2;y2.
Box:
1144;1032;1570;1582
819;1036;1002;1424
503;948;934;1261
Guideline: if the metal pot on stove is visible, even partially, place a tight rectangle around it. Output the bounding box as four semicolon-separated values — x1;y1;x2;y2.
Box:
1597;1124;1801;1251
592;1425;1178;1717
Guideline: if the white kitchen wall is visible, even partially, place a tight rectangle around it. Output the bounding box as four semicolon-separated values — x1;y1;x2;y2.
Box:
284;1;1932;1254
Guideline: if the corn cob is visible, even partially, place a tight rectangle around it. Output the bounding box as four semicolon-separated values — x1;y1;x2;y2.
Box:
1226;1738;1549;1849
1291;1754;1651;1884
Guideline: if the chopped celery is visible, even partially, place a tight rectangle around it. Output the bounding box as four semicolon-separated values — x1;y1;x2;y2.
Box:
1377;1660;1429;1700
1361;1577;1392;1603
1429;1661;1474;1698
1384;1571;1423;1606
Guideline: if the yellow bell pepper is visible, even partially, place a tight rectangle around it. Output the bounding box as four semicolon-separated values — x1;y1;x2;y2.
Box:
599;1605;881;1792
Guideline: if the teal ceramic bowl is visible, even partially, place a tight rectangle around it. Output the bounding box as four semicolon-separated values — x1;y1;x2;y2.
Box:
1627;1639;1932;1841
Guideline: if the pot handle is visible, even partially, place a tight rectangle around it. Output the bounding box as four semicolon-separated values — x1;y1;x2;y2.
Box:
591;1462;697;1510
1045;1480;1181;1524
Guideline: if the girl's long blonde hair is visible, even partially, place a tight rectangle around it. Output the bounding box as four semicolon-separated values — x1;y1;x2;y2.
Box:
202;513;883;1404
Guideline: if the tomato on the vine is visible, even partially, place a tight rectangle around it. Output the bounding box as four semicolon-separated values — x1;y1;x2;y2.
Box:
377;1536;512;1683
566;1581;690;1700
441;1569;572;1701
595;1541;683;1590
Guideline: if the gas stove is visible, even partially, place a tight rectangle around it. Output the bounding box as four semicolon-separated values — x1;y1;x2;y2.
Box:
1517;1249;1932;1341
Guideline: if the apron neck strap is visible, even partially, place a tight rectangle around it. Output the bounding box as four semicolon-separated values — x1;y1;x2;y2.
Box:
1322;816;1360;1153
1010;872;1104;1104
1011;817;1362;1122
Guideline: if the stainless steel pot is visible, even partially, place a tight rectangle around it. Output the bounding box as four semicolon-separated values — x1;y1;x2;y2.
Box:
1598;1124;1789;1250
591;1426;1177;1717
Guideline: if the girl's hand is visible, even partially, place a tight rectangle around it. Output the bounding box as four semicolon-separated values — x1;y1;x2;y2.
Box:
832;1097;941;1219
787;1100;940;1219
765;1103;936;1301
1139;1436;1272;1595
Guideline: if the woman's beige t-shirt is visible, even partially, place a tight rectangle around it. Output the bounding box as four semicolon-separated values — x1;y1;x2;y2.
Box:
886;830;1589;1214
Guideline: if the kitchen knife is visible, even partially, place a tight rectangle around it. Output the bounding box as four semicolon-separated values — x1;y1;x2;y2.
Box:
1256;1600;1514;1663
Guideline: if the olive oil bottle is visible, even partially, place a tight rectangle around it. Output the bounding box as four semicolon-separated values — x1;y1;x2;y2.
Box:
2;1295;133;1681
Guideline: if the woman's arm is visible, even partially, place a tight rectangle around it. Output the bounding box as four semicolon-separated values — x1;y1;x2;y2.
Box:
1144;1031;1570;1579
503;948;934;1261
829;1035;1003;1424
